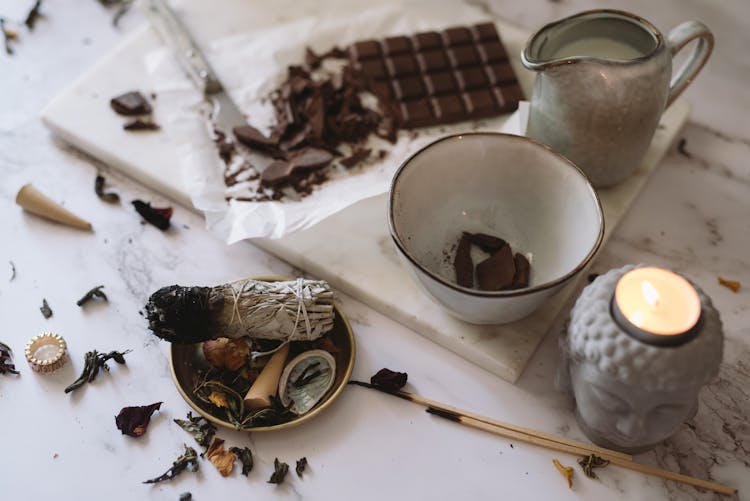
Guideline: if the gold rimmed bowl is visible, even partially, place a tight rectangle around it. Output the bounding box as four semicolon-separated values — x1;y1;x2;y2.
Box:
169;277;355;432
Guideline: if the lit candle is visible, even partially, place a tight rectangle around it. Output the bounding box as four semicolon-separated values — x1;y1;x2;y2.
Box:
611;267;702;346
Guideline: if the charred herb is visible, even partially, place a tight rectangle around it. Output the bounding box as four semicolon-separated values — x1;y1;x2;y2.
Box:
40;298;53;319
0;341;20;375
115;402;162;437
96;0;134;28
230;446;254;476
295;457;308;478
143;444;199;484
1;17;17;55
64;349;131;393
174;411;216;449
8;261;16;281
132;200;173;230
268;458;289;484
76;285;108;306
370;368;408;391
578;454;610;479
24;1;43;30
94;175;120;203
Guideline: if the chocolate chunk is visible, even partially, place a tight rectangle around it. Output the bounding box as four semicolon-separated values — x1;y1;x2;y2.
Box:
289;147;334;170
110;91;152;116
340;148;371;168
233;125;279;152
260;160;294;186
511;253;530;289
465;232;507;253
476;244;515;291
123;119;160;131
454;234;474;288
348;22;522;128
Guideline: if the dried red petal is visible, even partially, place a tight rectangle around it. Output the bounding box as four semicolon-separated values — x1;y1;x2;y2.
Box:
370;368;408;391
132;200;173;230
115;402;162;437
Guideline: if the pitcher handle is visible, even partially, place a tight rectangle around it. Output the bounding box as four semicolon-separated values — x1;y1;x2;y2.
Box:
665;21;714;108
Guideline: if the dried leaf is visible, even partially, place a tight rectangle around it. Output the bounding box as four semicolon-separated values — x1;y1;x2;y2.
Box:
229;446;254;476
94;175;120;203
24;0;43;30
40;298;53;319
577;454;610;479
370;368;408;391
143;445;199;484
132;200;173;230
553;458;574;488
77;285;108;306
64;349;131;394
0;341;20;375
174;411;216;449
718;276;740;293
208;390;230;408
206;438;235;477
115;402;162;437
295;457;308;478
268;458;289;484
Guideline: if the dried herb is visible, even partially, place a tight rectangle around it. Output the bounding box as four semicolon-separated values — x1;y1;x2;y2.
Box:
718;276;740;293
123;118;160;131
96;0;133;27
24;0;43;30
94;175;120;203
40;298;53;319
76;285;108;306
293;362;321;387
64;349;131;394
578;454;610;479
115;402;162;437
0;341;20;375
230;446;253;476
268;458;289;484
174;411;216;449
370;368;408;391
132;200;173;230
143;445;199;484
179;493;192;501
1;17;17;55
295;457;307;478
206;437;236;476
553;458;574;488
8;261;16;281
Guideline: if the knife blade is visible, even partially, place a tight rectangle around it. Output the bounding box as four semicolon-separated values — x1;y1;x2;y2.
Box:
143;0;246;135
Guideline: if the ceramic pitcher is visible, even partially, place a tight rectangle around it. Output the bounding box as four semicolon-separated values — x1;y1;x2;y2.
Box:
521;10;713;187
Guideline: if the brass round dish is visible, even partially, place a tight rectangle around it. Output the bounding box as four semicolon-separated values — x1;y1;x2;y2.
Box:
169;276;355;432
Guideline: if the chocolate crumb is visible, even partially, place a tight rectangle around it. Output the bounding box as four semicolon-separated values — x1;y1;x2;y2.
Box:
340;148;371;168
110;91;152;116
454;234;474;288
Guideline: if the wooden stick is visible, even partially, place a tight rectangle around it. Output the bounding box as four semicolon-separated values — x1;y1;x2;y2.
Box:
427;408;735;497
349;381;631;460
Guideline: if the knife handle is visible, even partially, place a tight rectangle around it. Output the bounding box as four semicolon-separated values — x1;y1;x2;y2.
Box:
143;0;223;95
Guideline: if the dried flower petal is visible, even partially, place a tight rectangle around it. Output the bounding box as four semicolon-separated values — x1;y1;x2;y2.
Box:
370;368;408;391
553;458;574;488
202;338;250;370
115;402;162;437
208;390;230;408
718;276;740;293
206;438;236;477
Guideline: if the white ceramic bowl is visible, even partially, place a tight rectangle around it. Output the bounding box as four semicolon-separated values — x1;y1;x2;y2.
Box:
388;132;604;324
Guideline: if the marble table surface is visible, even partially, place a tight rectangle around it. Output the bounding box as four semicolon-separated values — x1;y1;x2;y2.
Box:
1;1;748;500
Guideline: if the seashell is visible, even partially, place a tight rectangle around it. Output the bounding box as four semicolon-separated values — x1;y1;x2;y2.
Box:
278;349;336;415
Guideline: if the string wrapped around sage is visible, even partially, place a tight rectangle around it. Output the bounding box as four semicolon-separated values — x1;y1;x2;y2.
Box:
146;278;335;344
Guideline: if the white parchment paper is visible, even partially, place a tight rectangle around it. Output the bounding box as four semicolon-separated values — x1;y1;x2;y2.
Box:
146;3;526;241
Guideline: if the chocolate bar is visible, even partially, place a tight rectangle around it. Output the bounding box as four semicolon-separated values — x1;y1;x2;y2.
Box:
349;23;523;128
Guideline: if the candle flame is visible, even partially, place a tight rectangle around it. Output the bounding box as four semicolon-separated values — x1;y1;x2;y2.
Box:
641;280;660;308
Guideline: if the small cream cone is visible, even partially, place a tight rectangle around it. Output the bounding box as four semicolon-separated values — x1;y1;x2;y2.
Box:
243;343;290;410
16;184;93;231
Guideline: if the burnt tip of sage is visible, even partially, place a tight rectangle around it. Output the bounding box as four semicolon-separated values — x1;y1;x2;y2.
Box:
145;285;218;344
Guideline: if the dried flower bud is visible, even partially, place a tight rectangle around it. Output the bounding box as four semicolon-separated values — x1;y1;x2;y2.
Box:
202;338;250;370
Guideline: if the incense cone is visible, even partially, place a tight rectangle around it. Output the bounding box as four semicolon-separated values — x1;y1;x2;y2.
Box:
16;184;93;231
243;343;290;410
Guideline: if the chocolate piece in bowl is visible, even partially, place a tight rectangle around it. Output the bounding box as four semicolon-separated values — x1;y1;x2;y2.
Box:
511;253;531;289
453;233;474;288
476;243;515;291
465;232;506;253
350;22;523;128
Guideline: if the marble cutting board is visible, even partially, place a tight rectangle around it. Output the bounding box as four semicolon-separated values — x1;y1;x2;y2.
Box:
41;1;690;382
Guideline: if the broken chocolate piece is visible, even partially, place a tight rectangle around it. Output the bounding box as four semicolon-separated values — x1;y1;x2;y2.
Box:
110;91;152;116
465;232;507;253
233;125;279;152
340;148;371;168
476;244;515;291
260;160;294;186
123;119;160;131
511;253;530;289
289;147;334;170
454;234;474;288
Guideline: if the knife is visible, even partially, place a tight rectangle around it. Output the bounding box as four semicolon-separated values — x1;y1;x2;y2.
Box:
143;0;246;135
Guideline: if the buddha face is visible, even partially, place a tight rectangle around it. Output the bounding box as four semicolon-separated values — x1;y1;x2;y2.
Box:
570;360;699;453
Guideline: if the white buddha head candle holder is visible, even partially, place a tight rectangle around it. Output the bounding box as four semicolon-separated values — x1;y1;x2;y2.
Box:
564;264;723;453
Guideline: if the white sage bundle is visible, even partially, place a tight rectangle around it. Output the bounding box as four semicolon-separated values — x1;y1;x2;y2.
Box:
146;278;335;344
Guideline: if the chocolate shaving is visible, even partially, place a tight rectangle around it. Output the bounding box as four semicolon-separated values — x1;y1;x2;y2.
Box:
340;147;371;168
110;91;152;116
94;175;120;203
370;368;408;391
123;118;160;131
115;402;162;437
132;200;173;230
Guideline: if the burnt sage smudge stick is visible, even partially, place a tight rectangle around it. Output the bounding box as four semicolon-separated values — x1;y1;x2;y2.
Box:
145;278;335;344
